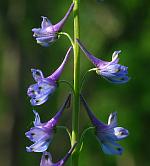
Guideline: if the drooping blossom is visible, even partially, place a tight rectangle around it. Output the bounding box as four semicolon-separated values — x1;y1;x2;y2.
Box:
40;143;77;166
32;3;74;47
76;39;130;84
27;47;72;106
25;94;71;153
80;95;129;155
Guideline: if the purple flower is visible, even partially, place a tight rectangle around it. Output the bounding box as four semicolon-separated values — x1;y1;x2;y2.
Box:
76;39;130;84
80;95;129;155
27;47;72;106
25;94;71;153
40;143;77;166
32;3;74;47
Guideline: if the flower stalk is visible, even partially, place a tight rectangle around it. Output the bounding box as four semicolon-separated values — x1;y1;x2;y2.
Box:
58;32;74;48
72;0;80;165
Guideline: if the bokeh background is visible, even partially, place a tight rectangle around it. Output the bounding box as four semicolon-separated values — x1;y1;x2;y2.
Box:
0;0;150;166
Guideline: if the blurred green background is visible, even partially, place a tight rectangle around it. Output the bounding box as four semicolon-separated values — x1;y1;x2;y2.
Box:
0;0;150;165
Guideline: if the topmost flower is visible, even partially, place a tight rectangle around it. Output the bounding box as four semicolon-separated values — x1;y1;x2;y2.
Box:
32;3;74;47
76;39;130;84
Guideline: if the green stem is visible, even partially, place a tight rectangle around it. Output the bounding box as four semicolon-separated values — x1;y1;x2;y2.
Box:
56;126;72;144
88;68;98;72
58;80;75;95
80;70;90;92
72;0;80;166
77;127;95;153
80;68;98;92
58;32;74;48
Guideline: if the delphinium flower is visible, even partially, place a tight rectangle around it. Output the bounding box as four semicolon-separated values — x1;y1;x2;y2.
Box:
40;143;77;166
76;39;130;84
27;47;72;106
32;3;74;47
80;95;129;155
25;94;71;152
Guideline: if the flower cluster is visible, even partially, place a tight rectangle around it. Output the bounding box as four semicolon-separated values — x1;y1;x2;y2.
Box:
26;1;130;166
26;3;76;165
